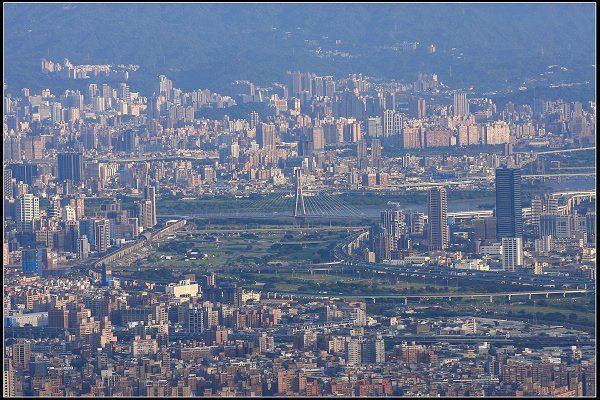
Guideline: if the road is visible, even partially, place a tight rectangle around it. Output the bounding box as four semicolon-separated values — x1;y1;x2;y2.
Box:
383;335;593;347
260;289;594;300
522;173;596;178
178;226;367;234
343;262;595;288
515;146;595;155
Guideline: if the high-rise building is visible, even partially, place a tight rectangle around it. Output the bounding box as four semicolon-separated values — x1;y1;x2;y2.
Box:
383;110;402;137
425;126;452;148
136;200;154;229
256;123;276;149
495;167;523;239
79;219;95;245
22;137;43;160
159;75;173;100
287;71;303;97
371;227;395;262
180;302;204;333
501;237;523;271
48;195;62;219
249;111;260;129
380;209;405;242
323;76;335;97
16;193;39;232
584;364;596;397
585;212;596;243
74;194;85;219
119;83;131;104
371;138;382;169
539;214;557;238
362;335;385;364
409;97;426;119
410;212;425;235
346;337;363;366
102;83;112;100
472;217;497;242
3;135;22;162
143;185;157;227
222;285;244;307
62;205;76;222
207;272;216;287
367;116;383;138
357;139;368;170
554;215;572;238
87;83;99;103
64;220;80;253
401;127;424;149
230;142;240;159
531;195;543;236
21;248;48;274
94;218;111;253
547;195;559;215
311;125;325;151
7;163;39;186
453;92;469;116
428;187;449;251
3;169;13;198
4;359;15;397
12;339;31;371
78;235;90;259
57;152;84;184
48;308;69;329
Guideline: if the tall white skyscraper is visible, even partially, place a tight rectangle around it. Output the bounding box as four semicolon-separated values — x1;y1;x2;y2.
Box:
249;111;259;129
453;92;469;116
531;195;543;236
136;200;153;229
78;236;90;259
16;194;39;232
144;185;157;227
547;195;559;215
383;110;402;137
346;338;363;366
501;237;523;271
94;218;111;253
380;209;405;241
230;142;240;159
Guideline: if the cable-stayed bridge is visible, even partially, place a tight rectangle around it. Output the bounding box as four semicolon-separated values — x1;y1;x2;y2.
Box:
159;192;368;220
156;170;595;220
159;168;370;219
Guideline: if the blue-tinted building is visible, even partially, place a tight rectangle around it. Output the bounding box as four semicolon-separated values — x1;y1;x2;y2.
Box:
57;152;83;184
21;248;47;274
495;167;523;239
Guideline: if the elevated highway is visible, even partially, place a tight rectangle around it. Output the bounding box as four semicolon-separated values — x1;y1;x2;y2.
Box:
260;289;594;303
522;172;595;178
515;146;595;155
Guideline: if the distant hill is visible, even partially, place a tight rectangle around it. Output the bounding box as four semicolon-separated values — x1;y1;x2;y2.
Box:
4;3;596;95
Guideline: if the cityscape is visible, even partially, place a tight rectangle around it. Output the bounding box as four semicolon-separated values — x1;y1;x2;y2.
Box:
3;3;596;397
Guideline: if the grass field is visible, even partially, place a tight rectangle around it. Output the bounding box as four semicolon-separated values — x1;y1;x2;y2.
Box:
503;301;595;323
129;229;351;270
237;270;450;294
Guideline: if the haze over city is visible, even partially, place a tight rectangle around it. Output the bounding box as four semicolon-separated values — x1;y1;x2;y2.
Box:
3;3;596;398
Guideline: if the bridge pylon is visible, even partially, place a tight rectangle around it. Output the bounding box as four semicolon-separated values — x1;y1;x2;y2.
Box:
294;168;307;218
